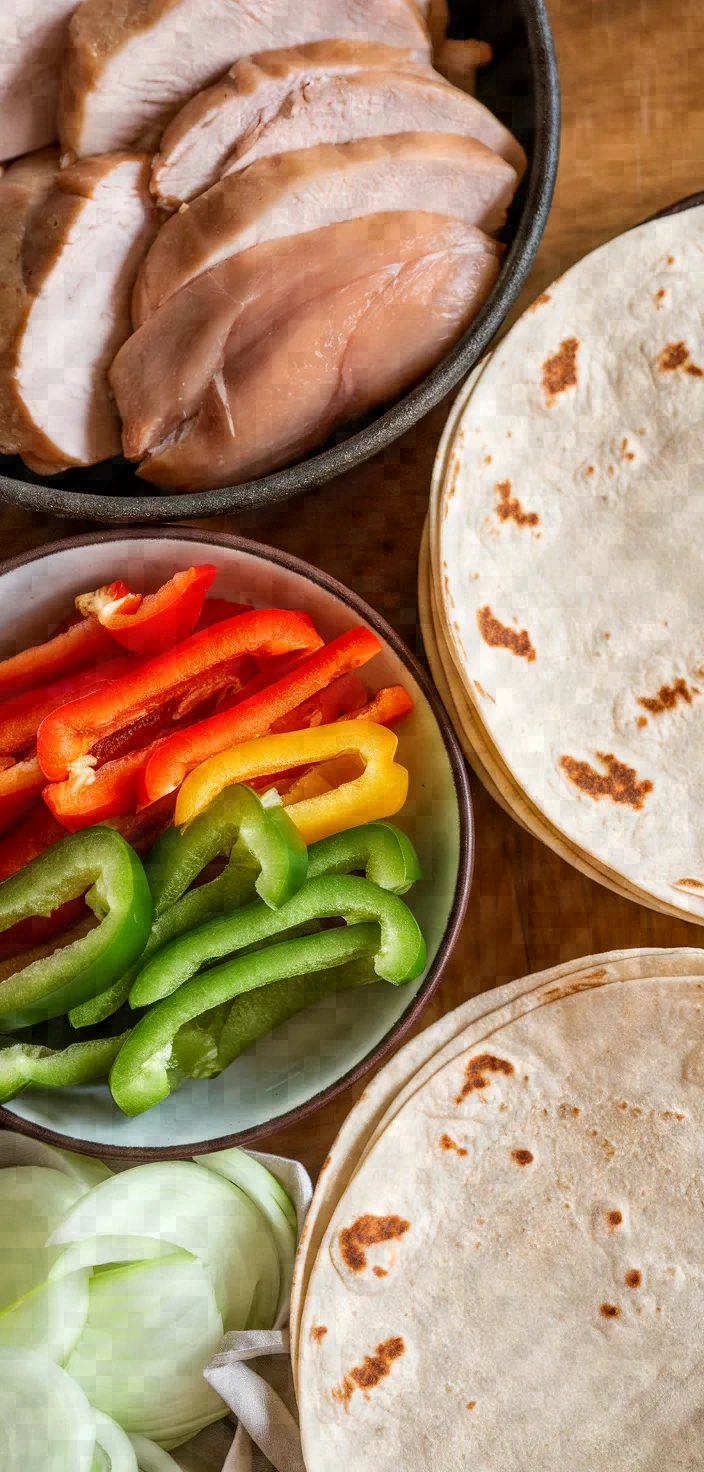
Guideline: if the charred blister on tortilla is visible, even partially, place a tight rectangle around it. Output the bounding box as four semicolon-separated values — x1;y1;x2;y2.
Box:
493;478;540;530
541;336;579;405
476;606;536;662
558;752;653;810
331;1336;406;1408
454;1051;515;1105
332;1212;411;1291
656;340;704;377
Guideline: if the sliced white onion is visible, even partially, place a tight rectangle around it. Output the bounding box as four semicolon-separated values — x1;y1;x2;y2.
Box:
129;1434;185;1471
200;1150;296;1322
93;1411;138;1471
0;1267;89;1363
0;1166;84;1311
66;1250;225;1446
0;1347;96;1471
50;1161;280;1331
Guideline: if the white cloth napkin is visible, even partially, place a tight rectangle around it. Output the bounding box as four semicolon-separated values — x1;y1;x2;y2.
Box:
0;1131;311;1472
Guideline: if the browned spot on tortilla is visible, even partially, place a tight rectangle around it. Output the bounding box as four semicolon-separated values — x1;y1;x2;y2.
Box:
662;1110;685;1120
667;254;675;264
495;479;540;528
586;465;594;474
617;1101;628;1110
626;1270;642;1288
600;1304;621;1319
621;437;635;459
542;337;579;404
339;1214;410;1273
658;340;704;377
511;1148;534;1166
530;291;552;311
373;1266;388;1278
477;605;536;661
456;1052;514;1104
676;877;704;888
440;1132;468;1157
484;454;492;464
603;1139;615;1159
320;1156;331;1172
466;1400;477;1410
560;752;653;810
332;1337;405;1406
637;716;648;728
311;1325;328;1342
473;679;496;703
638;678;694;715
607;1210;623;1228
655;288;665;306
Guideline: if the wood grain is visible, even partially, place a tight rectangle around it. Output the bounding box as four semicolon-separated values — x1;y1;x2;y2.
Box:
1;0;703;1182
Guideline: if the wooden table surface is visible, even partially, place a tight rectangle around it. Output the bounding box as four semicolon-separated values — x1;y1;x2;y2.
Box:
3;0;704;1180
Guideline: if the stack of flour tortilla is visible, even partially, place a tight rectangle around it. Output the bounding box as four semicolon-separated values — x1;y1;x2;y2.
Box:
420;200;704;922
292;946;704;1467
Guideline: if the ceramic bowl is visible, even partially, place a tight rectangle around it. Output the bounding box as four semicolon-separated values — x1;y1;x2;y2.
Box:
0;529;473;1156
0;0;559;522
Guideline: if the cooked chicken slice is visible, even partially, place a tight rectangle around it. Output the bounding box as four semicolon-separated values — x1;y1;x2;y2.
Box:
0;148;61;457
152;42;525;208
111;211;503;490
435;38;493;93
135;133;517;325
153;41;425;206
59;0;431;158
0;153;157;474
0;0;77;160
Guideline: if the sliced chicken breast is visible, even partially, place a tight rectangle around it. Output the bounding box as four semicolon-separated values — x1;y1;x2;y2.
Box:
0;0;77;160
59;0;431;158
111;211;503;490
152;41;525;208
135;133;517;325
152;41;426;206
0;148;61;460
0;153;157;474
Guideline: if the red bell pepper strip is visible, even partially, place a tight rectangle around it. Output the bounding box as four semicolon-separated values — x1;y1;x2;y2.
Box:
43;739;166;832
36;608;322;784
76;565;217;657
140;626;382;804
0;802;84;955
197;598;253;629
344;685;414;726
0;756;46;833
0;609;119;699
0;802;70;880
270;671;368;734
109;793;177;855
0;653;133;757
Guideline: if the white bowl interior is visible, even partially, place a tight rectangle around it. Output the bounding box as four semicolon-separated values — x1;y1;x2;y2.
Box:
1;537;462;1149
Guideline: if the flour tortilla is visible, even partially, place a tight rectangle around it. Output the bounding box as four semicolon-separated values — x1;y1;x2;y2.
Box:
438;204;704;920
420;517;698;920
298;953;704;1469
291;945;700;1378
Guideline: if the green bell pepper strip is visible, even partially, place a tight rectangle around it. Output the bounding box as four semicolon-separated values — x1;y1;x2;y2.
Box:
0;1031;129;1102
145;785;308;915
306;821;421;893
0;828;152;1029
69;786;307;1029
129;874;426;1008
110;922;382;1114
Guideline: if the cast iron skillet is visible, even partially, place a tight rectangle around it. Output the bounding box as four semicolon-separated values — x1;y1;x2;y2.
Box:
0;0;560;523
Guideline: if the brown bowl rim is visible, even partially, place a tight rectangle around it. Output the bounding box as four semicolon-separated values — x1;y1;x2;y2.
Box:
0;527;474;1158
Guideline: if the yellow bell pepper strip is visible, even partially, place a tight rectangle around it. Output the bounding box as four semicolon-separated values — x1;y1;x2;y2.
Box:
306;821;421;894
69;785;307;1030
0;1032;129;1102
129;874;426;1009
0;827;152;1030
174;721;408;844
112;922;386;1115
